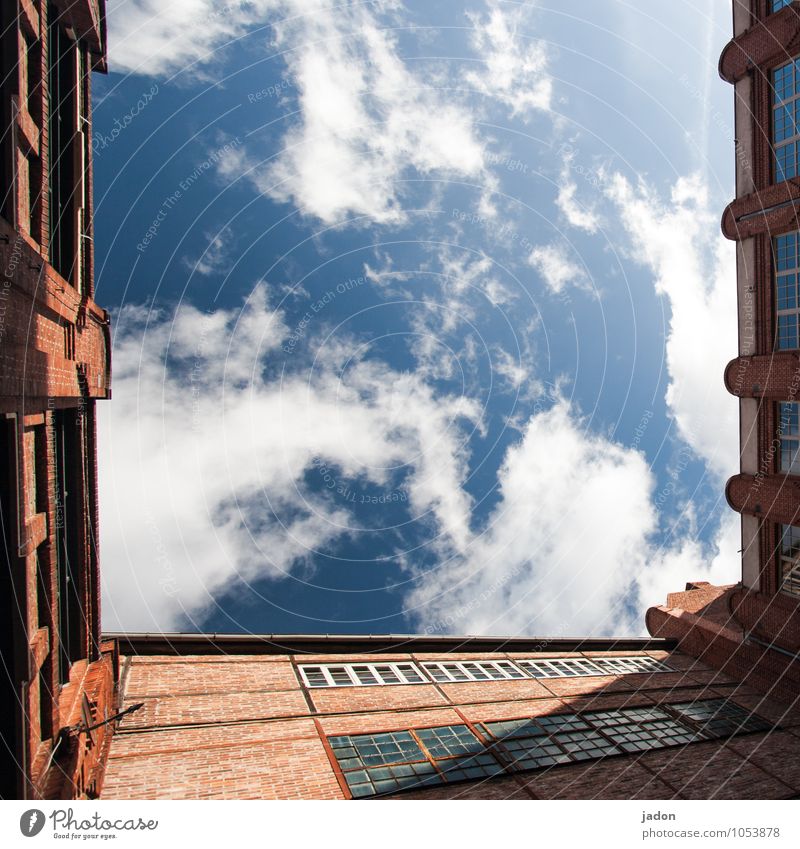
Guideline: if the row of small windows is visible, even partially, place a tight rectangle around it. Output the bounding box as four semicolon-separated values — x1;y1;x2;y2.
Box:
299;663;425;688
298;655;672;688
328;699;771;798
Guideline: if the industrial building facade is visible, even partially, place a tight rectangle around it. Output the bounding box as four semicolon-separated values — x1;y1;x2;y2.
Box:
96;635;800;800
0;0;113;800
719;0;800;613
92;0;800;801
2;0;800;802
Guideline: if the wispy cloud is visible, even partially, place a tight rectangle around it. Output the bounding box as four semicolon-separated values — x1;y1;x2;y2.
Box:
465;0;553;117
528;242;590;294
99;286;482;630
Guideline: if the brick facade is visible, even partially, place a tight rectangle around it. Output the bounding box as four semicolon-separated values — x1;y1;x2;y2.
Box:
0;0;113;800
714;1;800;606
98;638;800;800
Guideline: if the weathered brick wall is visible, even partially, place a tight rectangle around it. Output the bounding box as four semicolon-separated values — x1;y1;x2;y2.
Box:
101;646;800;800
721;0;800;616
0;0;112;800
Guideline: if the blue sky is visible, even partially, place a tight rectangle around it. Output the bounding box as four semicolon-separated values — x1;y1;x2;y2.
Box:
95;0;740;637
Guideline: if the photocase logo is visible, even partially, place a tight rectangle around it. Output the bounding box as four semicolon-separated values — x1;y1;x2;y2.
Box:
19;810;45;837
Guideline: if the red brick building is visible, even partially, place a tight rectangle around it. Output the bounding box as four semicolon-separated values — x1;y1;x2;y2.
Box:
646;0;800;714
0;0;114;800
97;634;800;800
3;0;800;803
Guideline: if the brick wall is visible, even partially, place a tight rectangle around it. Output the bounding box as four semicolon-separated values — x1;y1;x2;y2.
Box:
0;0;112;800
100;646;800;800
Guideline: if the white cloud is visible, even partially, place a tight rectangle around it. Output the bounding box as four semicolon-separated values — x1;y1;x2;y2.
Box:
603;172;738;479
465;0;553;117
252;4;486;225
407;400;655;635
106;0;274;77
99;285;482;631
528;242;590;294
556;157;601;234
492;348;529;392
183;227;233;276
407;172;742;635
407;397;736;636
107;2;557;227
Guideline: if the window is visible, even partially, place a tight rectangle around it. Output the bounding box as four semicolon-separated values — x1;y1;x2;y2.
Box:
588;708;701;752
773;0;794;11
329;725;503;798
592;656;672;675
515;656;670;679
48;11;87;289
778;403;800;473
54;410;86;682
773;59;800;182
774;233;800;349
302;655;672;687
298;662;425;688
329;699;770;797
516;658;603;677
779;524;800;596
422;660;526;682
481;699;756;775
669;699;772;738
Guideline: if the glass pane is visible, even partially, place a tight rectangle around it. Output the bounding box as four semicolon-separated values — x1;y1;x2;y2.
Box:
302;666;327;687
778;313;798;349
461;662;490;680
496;661;525;678
352;665;379;685
396;664;424;683
329;666;354;686
423;664;450;682
373;665;400;684
442;663;469;681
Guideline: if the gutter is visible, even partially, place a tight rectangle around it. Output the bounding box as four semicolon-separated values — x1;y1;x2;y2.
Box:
102;632;678;657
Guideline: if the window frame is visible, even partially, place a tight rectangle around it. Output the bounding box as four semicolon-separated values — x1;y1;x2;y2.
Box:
772;58;800;184
297;661;426;688
777;402;800;474
326;698;771;796
300;655;673;687
329;724;504;798
421;659;526;683
773;232;800;350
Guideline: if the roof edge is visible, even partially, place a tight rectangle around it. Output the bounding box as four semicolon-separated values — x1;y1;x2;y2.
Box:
102;632;678;656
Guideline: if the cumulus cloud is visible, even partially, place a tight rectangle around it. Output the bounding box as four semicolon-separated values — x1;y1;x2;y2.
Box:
99;285;482;631
407;397;738;636
528;242;590;294
407;399;657;635
603;172;738;478
183;227;233;276
406;172;741;635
